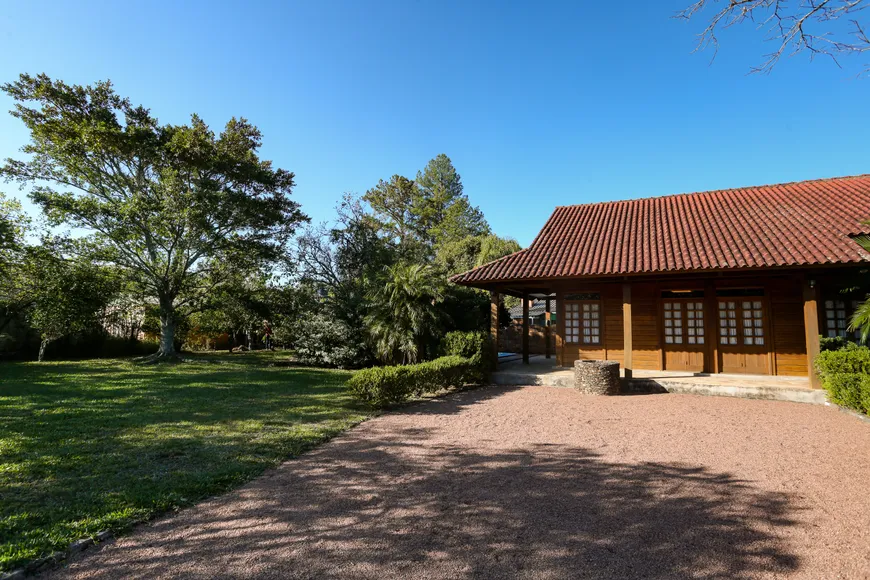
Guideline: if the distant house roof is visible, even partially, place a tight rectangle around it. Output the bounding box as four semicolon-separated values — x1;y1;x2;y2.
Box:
452;174;870;285
508;299;553;319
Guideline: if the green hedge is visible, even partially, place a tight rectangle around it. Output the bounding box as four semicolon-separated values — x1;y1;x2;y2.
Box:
348;355;476;408
816;343;870;415
819;336;852;352
440;330;494;381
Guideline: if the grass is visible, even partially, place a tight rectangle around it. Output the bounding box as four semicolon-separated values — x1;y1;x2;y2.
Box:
0;351;371;572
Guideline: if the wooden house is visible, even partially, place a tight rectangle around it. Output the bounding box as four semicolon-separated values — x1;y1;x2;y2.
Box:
451;175;870;388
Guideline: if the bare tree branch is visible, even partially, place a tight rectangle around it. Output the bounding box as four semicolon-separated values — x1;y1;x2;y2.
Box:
677;0;869;74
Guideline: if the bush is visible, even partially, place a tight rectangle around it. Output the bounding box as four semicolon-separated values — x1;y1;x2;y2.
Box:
44;333;159;360
820;335;852;352
440;330;494;381
816;343;870;415
291;312;374;369
348;355;476;408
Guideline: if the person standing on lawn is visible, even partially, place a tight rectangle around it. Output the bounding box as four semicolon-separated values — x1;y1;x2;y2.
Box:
263;320;273;351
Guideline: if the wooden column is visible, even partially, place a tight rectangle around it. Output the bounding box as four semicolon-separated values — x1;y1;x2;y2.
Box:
555;290;565;366
490;291;500;370
522;291;530;364
544;298;552;359
803;279;822;389
622;283;633;379
705;280;719;374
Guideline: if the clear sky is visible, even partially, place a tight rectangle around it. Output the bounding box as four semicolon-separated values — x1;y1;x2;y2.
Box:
1;0;868;247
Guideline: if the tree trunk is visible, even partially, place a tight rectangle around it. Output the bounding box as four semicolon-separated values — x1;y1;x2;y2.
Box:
38;338;50;362
137;298;182;363
159;309;177;358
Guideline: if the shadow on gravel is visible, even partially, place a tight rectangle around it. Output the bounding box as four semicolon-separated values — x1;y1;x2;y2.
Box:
66;426;802;580
402;384;527;416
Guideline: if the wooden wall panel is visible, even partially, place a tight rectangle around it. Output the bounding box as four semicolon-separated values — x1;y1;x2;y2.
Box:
548;272;819;376
631;283;661;370
562;346;607;363
603;284;624;365
769;281;808;376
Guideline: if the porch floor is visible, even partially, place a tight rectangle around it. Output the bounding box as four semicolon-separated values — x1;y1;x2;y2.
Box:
493;356;825;405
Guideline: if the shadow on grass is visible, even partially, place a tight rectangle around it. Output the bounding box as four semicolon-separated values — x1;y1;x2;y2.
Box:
0;357;368;571
66;426;802;580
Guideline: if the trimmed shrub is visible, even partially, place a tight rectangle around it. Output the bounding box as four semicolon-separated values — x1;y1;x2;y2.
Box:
348;355;476;408
816;343;870;415
819;335;852;352
440;330;494;380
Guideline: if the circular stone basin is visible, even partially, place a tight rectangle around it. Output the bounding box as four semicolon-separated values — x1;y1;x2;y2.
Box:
574;360;621;395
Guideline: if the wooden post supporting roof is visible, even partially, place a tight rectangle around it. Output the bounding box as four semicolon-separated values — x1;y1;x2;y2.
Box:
522;291;530;365
802;279;822;389
622;283;632;379
705;280;719;374
545;298;552;359
490;291;500;371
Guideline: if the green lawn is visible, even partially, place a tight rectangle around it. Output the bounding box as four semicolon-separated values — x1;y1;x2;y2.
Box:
0;352;370;572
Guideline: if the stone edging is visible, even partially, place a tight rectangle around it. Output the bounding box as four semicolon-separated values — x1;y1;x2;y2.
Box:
827;402;870;424
0;531;113;579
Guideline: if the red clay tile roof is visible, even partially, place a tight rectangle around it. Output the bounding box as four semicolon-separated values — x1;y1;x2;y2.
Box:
453;174;870;285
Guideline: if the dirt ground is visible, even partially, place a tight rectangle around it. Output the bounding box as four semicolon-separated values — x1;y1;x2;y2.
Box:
50;387;870;579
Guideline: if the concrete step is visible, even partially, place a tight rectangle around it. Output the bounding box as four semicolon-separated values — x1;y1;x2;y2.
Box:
492;370;574;388
626;377;827;405
491;370;827;405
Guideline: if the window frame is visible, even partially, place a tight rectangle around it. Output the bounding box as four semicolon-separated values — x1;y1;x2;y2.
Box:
717;297;766;347
823;298;860;339
563;297;603;346
662;299;706;347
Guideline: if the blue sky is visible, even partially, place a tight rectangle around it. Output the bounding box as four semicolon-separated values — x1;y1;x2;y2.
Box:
1;0;868;247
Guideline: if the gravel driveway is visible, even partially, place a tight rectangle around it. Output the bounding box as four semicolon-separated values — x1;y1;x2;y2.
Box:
51;387;870;579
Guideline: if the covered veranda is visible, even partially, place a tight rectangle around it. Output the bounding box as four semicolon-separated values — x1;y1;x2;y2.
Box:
492;355;823;404
482;271;825;390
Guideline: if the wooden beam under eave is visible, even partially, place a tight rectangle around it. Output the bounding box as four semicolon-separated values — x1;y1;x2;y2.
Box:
622;283;632;379
802;278;822;389
522;290;530;364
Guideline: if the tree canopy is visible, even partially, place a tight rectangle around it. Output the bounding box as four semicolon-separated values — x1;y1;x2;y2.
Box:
17;244;119;360
292;155;521;368
414;154;489;247
0;193;28;279
0;74;308;360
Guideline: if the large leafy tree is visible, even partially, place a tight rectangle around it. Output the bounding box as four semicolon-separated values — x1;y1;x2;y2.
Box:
0;194;31;341
189;268;275;350
366;262;444;364
16;244;119;360
414;154;489;248
362;175;423;257
0;74;307;360
0;193;28;279
297;195;394;327
435;233;522;277
294;195;394;367
436;233;523;331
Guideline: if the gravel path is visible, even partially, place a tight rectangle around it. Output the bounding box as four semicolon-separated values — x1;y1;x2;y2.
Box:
50;387;870;579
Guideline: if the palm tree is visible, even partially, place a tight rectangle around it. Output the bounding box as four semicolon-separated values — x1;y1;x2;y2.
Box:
366;262;444;364
850;300;870;344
